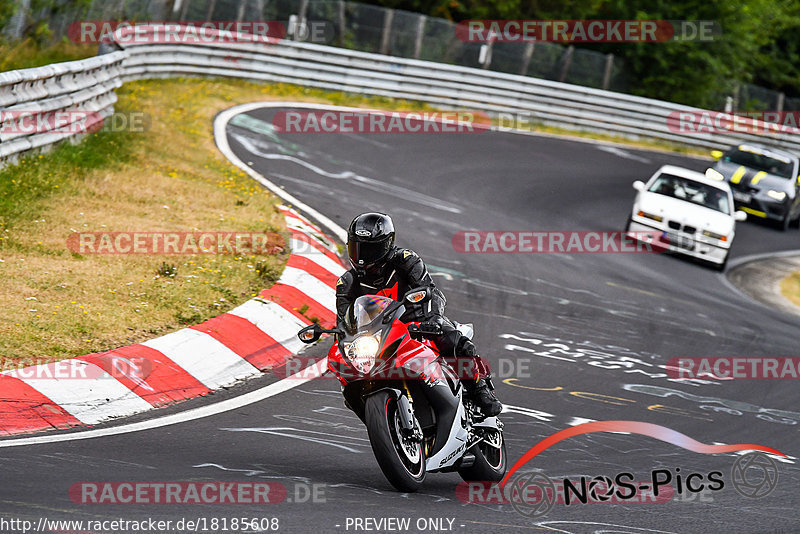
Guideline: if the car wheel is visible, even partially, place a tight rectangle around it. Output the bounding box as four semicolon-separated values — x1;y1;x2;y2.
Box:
711;253;728;272
791;213;800;229
781;215;791;231
624;215;632;232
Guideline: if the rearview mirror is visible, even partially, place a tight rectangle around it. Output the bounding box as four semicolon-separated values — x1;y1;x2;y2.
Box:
735;210;747;222
710;150;723;160
632;180;645;192
298;324;323;344
297;323;345;342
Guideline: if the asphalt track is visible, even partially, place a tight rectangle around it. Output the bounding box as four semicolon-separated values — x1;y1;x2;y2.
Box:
1;105;799;534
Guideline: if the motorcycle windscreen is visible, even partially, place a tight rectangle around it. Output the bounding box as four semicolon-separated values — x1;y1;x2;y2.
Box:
345;295;394;331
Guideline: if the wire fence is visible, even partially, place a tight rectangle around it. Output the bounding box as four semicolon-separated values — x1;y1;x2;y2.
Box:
1;0;797;112
0;0;629;92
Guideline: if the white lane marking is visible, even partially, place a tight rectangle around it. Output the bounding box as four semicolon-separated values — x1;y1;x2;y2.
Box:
596;145;652;163
4;360;152;425
228;299;307;353
215;103;348;242
277;266;337;313
220;426;369;453
234;132;463;215
0;358;328;447
142;329;260;388
291;238;346;277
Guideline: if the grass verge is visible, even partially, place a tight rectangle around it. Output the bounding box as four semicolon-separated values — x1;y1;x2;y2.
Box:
0;77;438;366
0;38;97;71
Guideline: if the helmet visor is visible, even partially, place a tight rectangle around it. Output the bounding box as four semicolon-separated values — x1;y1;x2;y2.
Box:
348;239;390;267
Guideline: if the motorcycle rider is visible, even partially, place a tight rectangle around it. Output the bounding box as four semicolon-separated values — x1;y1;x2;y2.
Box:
335;212;502;416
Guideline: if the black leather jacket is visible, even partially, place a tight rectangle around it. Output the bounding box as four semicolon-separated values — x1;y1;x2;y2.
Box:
335;247;446;325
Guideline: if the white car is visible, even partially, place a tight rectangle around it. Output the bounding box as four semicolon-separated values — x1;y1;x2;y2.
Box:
626;165;747;270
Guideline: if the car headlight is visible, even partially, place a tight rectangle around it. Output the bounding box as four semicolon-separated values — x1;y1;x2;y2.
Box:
344;334;380;373
702;230;727;242
637;210;663;222
767;190;787;201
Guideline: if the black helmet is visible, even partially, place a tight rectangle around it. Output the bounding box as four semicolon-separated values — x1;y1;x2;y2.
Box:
347;212;395;270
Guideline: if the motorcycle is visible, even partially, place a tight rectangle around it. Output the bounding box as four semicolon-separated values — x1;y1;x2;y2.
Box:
297;287;506;492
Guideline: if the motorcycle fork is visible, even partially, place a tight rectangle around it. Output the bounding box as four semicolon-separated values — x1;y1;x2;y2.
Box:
402;380;428;453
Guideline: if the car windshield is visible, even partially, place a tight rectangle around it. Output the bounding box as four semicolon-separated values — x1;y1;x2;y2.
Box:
345;295;394;331
648;173;730;214
723;147;794;179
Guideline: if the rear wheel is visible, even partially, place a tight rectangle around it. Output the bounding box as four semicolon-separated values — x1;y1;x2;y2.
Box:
364;391;425;492
458;428;507;482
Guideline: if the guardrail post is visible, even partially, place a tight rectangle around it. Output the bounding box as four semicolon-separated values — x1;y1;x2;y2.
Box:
205;0;217;20
413;15;426;59
519;42;534;75
479;42;493;69
380;9;394;55
236;0;246;22
179;0;190;21
298;0;309;23
777;92;785;114
337;0;346;47
558;45;574;82
601;53;614;90
3;0;30;40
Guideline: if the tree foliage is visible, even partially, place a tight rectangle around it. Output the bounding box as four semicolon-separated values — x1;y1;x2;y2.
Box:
360;0;800;108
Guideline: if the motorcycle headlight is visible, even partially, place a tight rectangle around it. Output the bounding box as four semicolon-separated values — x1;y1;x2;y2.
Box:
345;334;380;373
767;190;787;201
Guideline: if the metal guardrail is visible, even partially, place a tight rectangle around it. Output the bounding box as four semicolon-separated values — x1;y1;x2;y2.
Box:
0;51;125;165
112;26;800;153
1;24;799;167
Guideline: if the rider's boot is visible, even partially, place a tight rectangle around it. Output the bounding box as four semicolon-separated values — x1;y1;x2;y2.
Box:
463;376;503;416
456;337;503;416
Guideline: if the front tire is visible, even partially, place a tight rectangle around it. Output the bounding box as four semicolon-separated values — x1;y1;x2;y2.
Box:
364;391;426;492
458;428;507;482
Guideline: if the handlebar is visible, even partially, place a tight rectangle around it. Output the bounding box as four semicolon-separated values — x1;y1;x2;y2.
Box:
407;322;442;340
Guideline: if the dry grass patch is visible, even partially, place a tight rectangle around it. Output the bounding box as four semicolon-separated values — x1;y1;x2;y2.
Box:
0;79;293;364
0;77;440;366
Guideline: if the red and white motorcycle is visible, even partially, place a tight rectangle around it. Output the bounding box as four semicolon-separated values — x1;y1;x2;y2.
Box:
298;287;506;492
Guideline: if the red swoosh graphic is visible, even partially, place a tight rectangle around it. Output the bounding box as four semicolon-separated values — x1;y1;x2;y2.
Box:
501;420;786;485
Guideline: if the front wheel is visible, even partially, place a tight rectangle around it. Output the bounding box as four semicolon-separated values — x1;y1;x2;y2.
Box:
364;391;426;492
458;428;507;482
